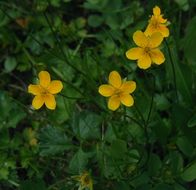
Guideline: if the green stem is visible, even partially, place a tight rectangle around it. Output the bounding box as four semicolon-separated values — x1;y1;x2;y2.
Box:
43;8;87;78
134;104;146;125
146;74;155;126
124;114;144;129
165;39;178;102
7;180;19;187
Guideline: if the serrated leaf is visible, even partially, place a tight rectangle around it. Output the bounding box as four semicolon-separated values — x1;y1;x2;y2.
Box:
39;126;72;156
69;148;89;174
72;111;101;140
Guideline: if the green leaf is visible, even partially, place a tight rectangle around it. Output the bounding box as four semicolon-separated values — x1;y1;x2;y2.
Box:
0;91;26;129
72;111;101;140
20;179;47;190
183;16;196;64
148;153;162;176
39;126;72;156
181;162;196;182
187;113;196;128
174;0;189;11
114;181;130;190
48;96;73;124
4;56;17;72
165;39;193;105
169;151;183;174
110;139;127;159
154;94;170;111
7;109;26;128
136;184;152;190
176;136;194;157
0;168;9;180
69;148;89;174
88;15;103;27
131;172;150;188
174;183;187;190
153;183;173;190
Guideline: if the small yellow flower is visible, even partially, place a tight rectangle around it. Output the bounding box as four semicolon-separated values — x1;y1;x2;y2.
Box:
30;138;38;146
145;5;169;37
76;171;93;190
98;71;136;111
126;30;165;69
24;128;38;146
28;71;63;110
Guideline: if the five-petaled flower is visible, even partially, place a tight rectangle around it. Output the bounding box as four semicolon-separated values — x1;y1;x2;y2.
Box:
76;171;93;190
98;71;136;111
28;71;63;110
145;5;169;37
126;30;165;69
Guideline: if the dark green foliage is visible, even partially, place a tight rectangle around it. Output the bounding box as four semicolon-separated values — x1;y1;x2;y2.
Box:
0;0;196;189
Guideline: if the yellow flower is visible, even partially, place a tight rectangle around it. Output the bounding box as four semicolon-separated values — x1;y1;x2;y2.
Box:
98;71;136;111
76;171;93;190
145;5;169;37
126;30;165;69
28;71;63;110
24;128;38;146
29;138;38;146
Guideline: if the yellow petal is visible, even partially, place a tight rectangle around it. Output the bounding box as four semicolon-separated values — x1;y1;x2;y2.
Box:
98;84;115;97
153;6;161;16
109;71;122;88
137;54;151;69
28;84;42;95
120;81;136;93
133;30;148;48
44;94;56;110
126;47;144;60
38;71;51;88
144;24;154;36
108;95;120;111
150;48;165;65
47;80;63;94
120;94;134;107
149;32;163;48
32;95;44;109
159;16;167;24
159;25;169;37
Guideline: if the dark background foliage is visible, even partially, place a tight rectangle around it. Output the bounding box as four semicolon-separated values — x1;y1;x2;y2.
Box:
0;0;196;189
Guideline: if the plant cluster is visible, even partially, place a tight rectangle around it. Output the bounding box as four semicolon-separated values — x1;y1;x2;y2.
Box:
0;0;196;190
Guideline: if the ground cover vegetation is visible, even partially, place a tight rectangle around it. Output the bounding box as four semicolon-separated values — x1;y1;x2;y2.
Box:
0;0;196;189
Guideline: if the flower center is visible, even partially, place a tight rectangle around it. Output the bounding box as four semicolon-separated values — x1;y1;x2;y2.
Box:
83;176;90;185
114;89;122;97
40;86;49;96
80;174;91;186
144;47;151;54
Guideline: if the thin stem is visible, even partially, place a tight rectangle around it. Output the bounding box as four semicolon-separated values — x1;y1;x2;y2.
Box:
134;104;146;125
143;73;156;166
165;39;178;102
146;74;155;126
7;180;19;187
43;7;87;78
59;93;84;100
124;115;144;129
